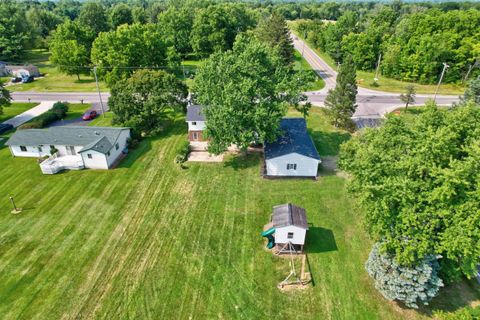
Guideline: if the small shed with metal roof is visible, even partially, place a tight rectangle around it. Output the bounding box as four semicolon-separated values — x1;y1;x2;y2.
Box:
271;203;308;248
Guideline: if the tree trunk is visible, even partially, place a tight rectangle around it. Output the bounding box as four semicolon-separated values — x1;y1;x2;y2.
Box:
77;73;80;81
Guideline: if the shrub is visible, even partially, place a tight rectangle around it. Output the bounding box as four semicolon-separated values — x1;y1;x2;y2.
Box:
51;102;69;118
175;140;190;164
365;242;443;309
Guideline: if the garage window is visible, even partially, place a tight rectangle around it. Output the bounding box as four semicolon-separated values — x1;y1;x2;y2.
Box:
286;163;297;170
20;146;27;152
287;232;294;239
87;154;92;159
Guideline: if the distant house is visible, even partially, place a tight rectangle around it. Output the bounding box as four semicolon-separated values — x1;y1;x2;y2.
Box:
0;62;7;77
271;203;308;252
7;64;40;78
6;126;130;174
264;118;320;178
186;104;206;141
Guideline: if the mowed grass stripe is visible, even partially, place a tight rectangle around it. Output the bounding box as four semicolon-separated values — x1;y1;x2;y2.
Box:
73;132;181;318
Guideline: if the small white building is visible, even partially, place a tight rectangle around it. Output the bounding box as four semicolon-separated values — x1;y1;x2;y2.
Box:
264;118;320;178
186;104;206;141
6;126;131;174
272;203;308;252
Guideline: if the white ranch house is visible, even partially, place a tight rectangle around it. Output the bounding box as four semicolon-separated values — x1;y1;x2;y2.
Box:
264;118;321;178
6;126;130;174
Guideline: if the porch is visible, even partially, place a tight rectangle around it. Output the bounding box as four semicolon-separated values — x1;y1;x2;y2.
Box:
40;155;85;174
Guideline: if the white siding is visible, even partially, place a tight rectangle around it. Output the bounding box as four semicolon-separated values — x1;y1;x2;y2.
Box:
275;226;306;245
105;130;130;168
10;145;50;158
9;144;83;158
266;153;320;177
187;121;206;131
81;151;108;169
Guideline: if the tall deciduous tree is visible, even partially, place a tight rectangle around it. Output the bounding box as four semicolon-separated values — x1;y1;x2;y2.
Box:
190;4;255;58
78;2;109;35
324;55;357;129
339;103;480;281
0;0;33;60
109;3;133;29
49;21;93;80
91;24;168;85
255;12;294;65
400;84;416;109
109;70;188;135
157;7;193;55
194;35;305;154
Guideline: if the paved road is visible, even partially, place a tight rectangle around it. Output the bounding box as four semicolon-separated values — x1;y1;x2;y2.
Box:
11;91;110;104
291;36;461;118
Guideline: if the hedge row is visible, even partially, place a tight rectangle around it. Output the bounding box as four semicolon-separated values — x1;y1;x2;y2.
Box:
19;102;69;129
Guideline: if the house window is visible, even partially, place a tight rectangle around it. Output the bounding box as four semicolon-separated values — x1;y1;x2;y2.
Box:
106;151;110;157
286;163;297;170
38;146;43;152
87;154;92;159
287;232;294;239
192;121;197;125
20;146;27;152
115;143;119;150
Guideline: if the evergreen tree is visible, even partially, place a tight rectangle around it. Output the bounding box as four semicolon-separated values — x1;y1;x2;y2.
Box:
400;84;416;109
366;242;443;309
255;12;295;65
0;80;12;115
463;76;480;104
324;55;357;129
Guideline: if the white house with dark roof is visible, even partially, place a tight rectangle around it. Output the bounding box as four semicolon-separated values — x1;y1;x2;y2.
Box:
186;104;206;141
264;118;320;178
6;126;130;174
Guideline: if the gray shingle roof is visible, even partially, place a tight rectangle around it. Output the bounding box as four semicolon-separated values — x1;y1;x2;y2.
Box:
264;118;320;160
6;126;129;154
186;104;205;122
272;203;308;229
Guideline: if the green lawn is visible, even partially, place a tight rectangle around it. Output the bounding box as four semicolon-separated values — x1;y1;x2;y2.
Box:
64;103;92;121
0;103;38;123
294;51;325;91
0;109;477;319
288;24;465;95
6;49;108;92
88;112;114;126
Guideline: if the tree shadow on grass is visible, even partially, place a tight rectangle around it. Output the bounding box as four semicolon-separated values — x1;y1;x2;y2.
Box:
309;130;351;156
416;278;480;316
305;226;338;254
223;152;261;170
118;119;186;169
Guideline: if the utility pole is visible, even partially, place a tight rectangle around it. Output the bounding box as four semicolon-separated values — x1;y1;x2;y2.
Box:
434;62;449;102
93;66;106;118
374;53;382;83
463;59;479;83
